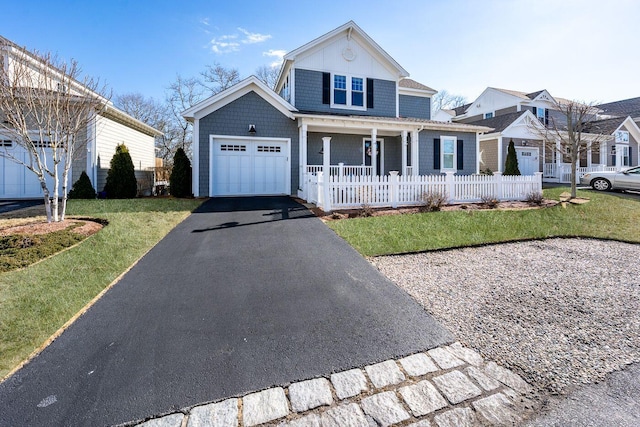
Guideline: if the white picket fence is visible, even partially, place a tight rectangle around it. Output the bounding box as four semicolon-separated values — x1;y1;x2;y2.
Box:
308;171;542;211
544;163;617;183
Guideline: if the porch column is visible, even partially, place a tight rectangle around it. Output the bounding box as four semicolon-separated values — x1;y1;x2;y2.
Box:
411;129;419;175
497;136;503;173
601;141;607;166
322;137;332;212
587;141;592;167
371;128;378;176
556;137;562;172
299;123;308;195
401;130;408;176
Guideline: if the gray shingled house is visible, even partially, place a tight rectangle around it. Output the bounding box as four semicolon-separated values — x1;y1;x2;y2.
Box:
182;21;490;198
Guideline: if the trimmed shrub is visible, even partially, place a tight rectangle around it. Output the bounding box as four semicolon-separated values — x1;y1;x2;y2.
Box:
68;171;96;199
526;191;544;206
504;140;521;175
419;191;448;212
169;147;192;197
104;143;137;198
480;194;499;209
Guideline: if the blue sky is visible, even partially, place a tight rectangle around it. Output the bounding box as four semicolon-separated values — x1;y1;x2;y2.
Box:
3;0;639;105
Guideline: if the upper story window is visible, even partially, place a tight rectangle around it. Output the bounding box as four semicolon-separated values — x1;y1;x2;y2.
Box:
532;106;547;124
351;77;364;107
334;75;347;105
484;112;494;119
330;73;366;110
281;75;291;103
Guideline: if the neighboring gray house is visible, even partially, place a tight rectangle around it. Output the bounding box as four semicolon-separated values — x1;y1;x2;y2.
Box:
183;21;490;198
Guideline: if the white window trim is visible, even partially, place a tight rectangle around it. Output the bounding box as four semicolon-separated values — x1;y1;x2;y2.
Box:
440;135;457;172
331;73;367;111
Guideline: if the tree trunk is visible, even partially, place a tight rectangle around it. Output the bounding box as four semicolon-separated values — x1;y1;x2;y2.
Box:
52;162;59;222
60;162;69;222
40;180;52;223
570;151;578;199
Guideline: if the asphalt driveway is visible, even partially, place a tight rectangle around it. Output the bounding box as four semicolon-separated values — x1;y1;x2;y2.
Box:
0;196;452;426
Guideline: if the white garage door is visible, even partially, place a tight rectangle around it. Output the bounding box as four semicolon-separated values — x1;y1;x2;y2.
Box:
211;138;289;196
0;141;64;199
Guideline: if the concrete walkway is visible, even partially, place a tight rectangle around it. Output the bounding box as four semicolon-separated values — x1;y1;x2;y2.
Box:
0;197;452;426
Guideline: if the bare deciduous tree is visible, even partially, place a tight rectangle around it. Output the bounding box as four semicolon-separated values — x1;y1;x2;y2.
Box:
528;100;609;199
432;89;467;112
165;75;206;160
255;64;280;90
0;43;109;222
201;62;240;94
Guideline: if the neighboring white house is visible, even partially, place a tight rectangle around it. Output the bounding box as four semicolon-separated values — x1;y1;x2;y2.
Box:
0;35;161;199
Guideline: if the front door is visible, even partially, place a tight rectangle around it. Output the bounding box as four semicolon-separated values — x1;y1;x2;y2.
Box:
363;138;384;175
516;148;539;175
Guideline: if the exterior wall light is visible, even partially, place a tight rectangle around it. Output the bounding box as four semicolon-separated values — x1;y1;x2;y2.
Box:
248;124;257;134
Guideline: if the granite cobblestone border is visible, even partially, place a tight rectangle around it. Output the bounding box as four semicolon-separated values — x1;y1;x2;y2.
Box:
131;343;539;427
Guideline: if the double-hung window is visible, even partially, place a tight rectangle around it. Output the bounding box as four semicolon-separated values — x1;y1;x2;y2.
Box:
536;107;545;123
333;75;347;105
351;77;364;107
442;136;456;170
331;74;365;109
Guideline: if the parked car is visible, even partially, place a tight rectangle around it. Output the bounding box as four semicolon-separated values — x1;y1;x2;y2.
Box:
581;166;640;191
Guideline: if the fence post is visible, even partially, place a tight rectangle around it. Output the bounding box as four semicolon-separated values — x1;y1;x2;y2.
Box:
389;171;399;208
534;172;543;194
338;162;344;180
494;171;503;200
445;171;455;203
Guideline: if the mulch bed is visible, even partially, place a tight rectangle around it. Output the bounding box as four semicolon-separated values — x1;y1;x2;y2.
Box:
0;218;104;237
310;199;560;221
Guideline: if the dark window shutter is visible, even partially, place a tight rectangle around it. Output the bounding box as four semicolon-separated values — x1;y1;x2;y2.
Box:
433;138;440;170
366;78;374;109
457;140;464;170
322;72;330;104
629;147;633;166
532;107;537;115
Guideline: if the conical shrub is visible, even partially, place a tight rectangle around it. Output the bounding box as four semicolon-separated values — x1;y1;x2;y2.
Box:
504;140;521;176
104;143;137;198
68;171;96;199
169;147;192;197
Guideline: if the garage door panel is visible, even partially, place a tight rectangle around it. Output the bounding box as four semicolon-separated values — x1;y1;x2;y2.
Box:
1;145;66;198
211;139;289;197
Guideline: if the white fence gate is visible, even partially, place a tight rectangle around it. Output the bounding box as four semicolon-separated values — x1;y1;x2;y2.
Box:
309;171;542;211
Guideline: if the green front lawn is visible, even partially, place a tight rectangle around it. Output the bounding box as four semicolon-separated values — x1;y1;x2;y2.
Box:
0;198;202;378
327;188;640;256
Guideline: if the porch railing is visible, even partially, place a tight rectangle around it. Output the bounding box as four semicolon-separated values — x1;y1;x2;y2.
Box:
309;171;542;211
544;163;618;183
306;164;373;177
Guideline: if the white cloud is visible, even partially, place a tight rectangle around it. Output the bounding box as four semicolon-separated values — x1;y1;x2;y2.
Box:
200;17;210;26
238;27;272;44
263;49;286;67
209;34;240;54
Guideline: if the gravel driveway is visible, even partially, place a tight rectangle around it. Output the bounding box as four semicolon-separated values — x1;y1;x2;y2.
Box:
372;238;640;395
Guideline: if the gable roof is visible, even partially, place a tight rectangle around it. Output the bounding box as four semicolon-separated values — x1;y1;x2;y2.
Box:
276;21;409;93
584;116;640;137
467;110;547;136
1;34;162;137
182;75;297;121
453;103;472;116
466;111;525;133
399;78;435;92
596;97;640;118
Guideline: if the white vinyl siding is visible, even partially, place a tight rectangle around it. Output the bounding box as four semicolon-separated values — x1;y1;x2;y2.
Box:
94;115;155;192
